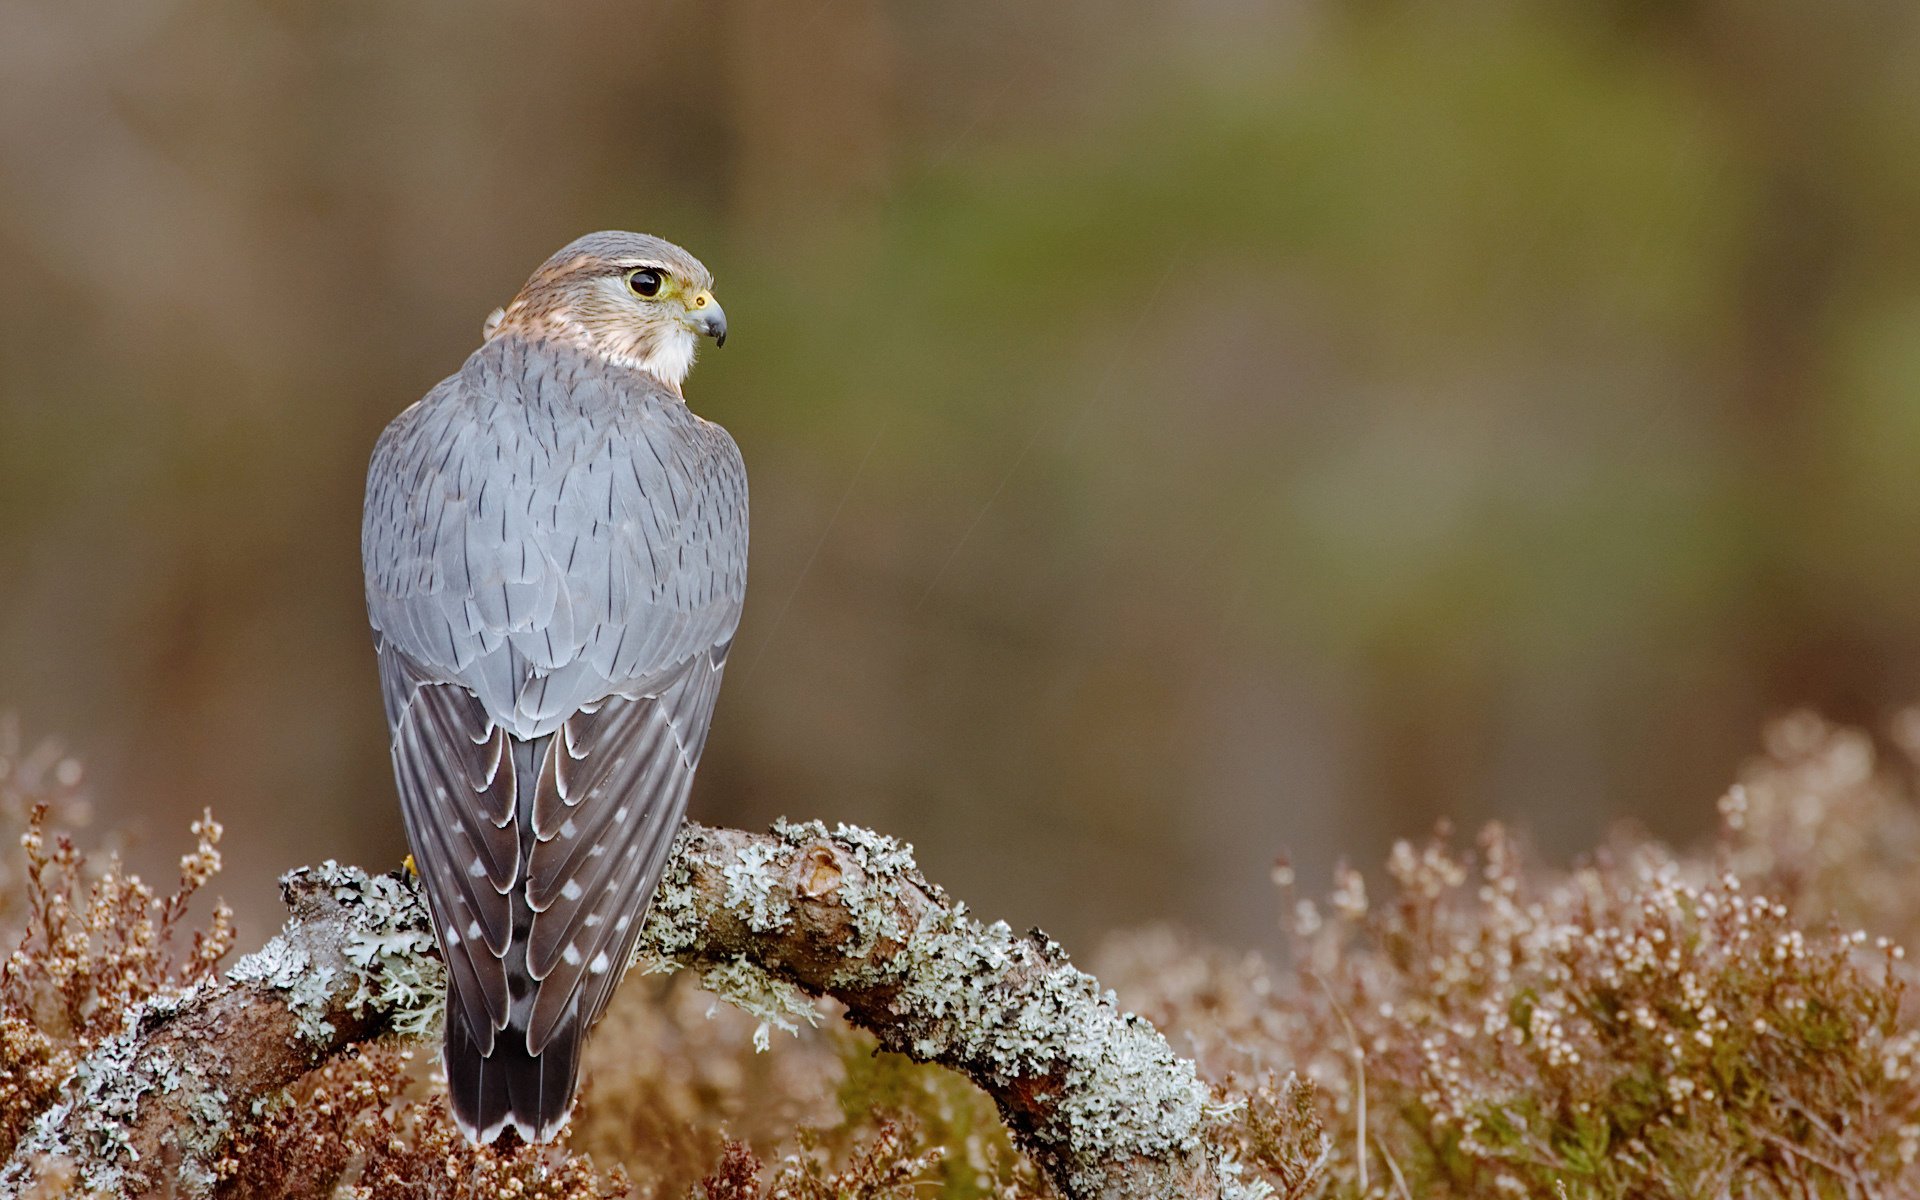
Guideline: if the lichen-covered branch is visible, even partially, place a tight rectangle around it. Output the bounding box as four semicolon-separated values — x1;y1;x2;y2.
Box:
0;864;440;1199
645;820;1236;1198
1;823;1244;1200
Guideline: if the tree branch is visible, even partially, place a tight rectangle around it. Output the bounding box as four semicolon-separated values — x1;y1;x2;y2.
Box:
0;821;1243;1200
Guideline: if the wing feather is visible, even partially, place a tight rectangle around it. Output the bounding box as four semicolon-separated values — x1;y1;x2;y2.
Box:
520;650;725;1048
383;647;517;1039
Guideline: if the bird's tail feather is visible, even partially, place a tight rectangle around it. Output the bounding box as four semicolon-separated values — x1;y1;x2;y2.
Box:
444;733;586;1145
445;992;582;1144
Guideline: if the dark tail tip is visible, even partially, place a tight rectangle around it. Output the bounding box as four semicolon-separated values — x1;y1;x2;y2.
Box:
446;1005;583;1145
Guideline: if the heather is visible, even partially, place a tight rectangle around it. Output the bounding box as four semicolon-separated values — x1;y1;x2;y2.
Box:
5;711;1920;1197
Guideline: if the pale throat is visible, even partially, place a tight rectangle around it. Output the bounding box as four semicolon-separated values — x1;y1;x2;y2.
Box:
603;325;697;393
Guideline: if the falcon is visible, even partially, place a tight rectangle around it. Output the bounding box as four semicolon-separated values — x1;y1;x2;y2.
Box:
362;232;744;1143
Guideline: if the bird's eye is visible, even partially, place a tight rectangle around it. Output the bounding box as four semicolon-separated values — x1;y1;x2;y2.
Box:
626;268;664;298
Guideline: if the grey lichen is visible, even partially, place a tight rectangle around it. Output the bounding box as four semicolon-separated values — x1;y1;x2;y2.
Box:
230;938;337;1043
759;821;1211;1193
8;828;1236;1200
1217;1157;1276;1200
636;827;703;965
871;900;1210;1196
335;871;445;1037
232;861;443;1042
0;862;444;1200
721;840;793;933
818;820;919;878
635;821;1224;1197
0;991;231;1199
816;821;918;954
642;829;818;1048
696;956;821;1051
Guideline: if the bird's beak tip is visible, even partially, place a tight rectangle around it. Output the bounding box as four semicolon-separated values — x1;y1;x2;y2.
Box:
692;291;727;347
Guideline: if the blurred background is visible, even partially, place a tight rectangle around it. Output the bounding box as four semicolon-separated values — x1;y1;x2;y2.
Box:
2;0;1918;954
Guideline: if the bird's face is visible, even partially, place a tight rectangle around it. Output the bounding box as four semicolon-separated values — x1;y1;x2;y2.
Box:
488;232;728;394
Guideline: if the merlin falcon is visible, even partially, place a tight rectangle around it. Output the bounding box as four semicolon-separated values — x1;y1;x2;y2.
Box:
362;232;745;1143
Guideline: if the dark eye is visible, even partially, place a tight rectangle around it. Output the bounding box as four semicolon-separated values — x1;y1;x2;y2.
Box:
627;268;664;298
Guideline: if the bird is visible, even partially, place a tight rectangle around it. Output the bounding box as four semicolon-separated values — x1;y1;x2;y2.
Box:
361;231;745;1144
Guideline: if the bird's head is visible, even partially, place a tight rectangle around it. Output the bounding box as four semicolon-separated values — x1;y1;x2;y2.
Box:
485;231;727;395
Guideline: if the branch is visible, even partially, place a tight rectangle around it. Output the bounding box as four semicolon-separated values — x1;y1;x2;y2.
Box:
0;821;1245;1200
0;865;440;1200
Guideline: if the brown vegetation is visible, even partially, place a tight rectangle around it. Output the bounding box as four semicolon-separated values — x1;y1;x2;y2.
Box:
0;727;232;1161
5;712;1920;1197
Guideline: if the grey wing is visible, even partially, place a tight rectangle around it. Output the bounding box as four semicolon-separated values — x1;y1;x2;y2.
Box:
363;337;749;739
378;634;728;1063
380;649;518;1049
521;645;730;1049
364;338;748;1070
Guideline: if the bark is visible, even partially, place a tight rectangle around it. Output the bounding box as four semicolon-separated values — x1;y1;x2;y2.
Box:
0;821;1239;1200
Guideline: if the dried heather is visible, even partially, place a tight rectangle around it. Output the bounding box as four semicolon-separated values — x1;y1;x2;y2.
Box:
1109;712;1920;1198
15;711;1920;1199
226;1038;633;1199
0;793;234;1158
685;1118;959;1200
1719;709;1920;944
567;972;843;1197
0;720;94;938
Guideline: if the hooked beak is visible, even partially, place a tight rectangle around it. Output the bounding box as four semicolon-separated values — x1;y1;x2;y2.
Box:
689;290;727;347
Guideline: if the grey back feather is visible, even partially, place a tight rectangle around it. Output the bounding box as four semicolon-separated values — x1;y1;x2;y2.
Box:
364;334;747;736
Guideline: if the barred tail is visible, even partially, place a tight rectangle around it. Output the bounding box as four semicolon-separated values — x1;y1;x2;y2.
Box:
442;733;585;1144
445;987;584;1144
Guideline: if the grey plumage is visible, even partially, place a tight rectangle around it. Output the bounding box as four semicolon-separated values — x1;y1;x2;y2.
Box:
363;234;744;1143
